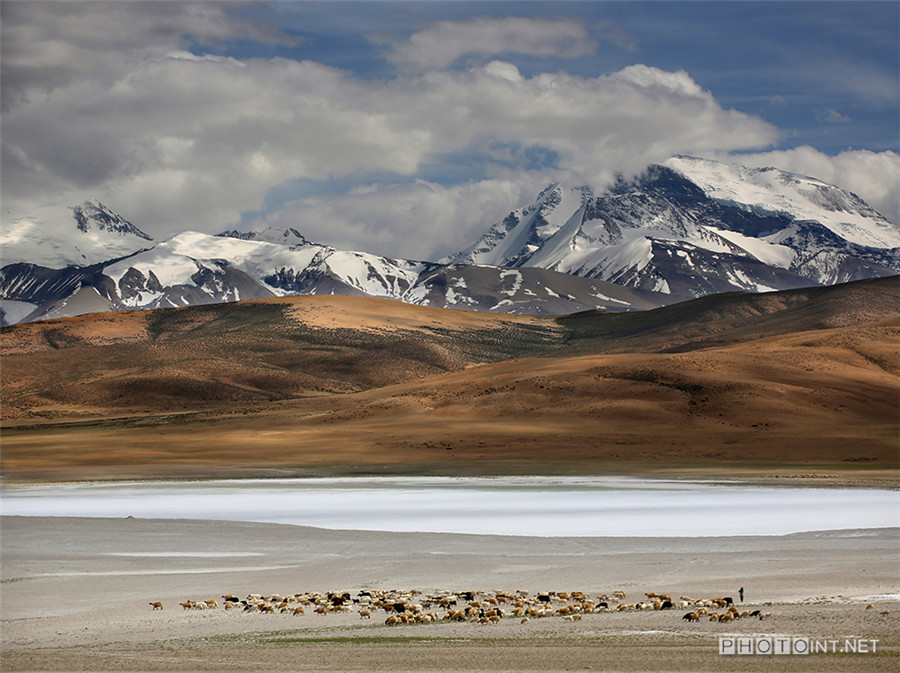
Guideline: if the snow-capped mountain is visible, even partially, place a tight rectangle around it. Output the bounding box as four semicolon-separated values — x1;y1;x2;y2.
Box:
3;156;897;326
1;201;153;268
218;226;309;247
667;156;897;248
446;156;899;300
1;216;663;325
0;201;157;325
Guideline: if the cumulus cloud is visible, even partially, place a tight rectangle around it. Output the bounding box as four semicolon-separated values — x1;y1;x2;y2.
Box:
3;6;784;257
730;146;900;224
376;15;598;70
249;178;540;260
0;1;293;110
2;52;778;249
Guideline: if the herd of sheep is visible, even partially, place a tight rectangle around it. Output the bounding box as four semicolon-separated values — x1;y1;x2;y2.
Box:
150;588;785;625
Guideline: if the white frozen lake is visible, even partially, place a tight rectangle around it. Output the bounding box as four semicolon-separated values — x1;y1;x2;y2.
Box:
1;476;897;537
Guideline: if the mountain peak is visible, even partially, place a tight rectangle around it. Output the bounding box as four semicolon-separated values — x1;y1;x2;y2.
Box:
3;156;897;326
663;156;898;247
446;155;899;299
218;226;309;248
71;201;153;241
0;201;153;268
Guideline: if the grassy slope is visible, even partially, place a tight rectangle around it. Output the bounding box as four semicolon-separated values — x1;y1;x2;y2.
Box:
1;277;898;481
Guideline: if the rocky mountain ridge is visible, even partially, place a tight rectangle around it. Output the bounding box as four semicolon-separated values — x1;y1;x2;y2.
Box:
2;156;897;326
446;157;899;299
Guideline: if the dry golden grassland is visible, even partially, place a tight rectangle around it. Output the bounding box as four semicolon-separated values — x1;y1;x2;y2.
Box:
1;277;898;483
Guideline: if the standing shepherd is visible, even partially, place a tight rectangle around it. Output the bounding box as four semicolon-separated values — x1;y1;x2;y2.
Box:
739;587;744;603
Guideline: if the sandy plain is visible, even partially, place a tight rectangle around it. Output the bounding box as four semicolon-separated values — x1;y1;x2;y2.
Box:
1;516;898;672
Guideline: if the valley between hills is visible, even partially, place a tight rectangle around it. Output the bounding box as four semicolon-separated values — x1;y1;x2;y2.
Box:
1;276;898;484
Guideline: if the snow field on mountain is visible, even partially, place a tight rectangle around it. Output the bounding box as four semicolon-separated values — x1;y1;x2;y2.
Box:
321;250;424;297
163;232;321;294
1;214;146;268
560;236;654;281
665;156;900;248
705;227;796;268
104;246;206;288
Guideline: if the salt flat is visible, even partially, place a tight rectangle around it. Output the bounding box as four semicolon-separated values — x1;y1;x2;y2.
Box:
2;477;898;536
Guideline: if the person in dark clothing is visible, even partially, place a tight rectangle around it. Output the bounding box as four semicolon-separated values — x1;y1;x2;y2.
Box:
739;587;744;602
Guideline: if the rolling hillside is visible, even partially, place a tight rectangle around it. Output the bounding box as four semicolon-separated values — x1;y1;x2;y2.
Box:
1;277;897;481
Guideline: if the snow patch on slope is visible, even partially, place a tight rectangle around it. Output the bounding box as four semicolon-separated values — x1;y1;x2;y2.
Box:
706;227;796;269
499;269;523;296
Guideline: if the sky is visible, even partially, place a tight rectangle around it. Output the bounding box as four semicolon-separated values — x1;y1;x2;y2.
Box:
2;0;898;261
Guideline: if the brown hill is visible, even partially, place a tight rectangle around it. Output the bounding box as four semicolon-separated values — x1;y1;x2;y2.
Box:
1;296;565;417
558;275;900;352
2;277;898;482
